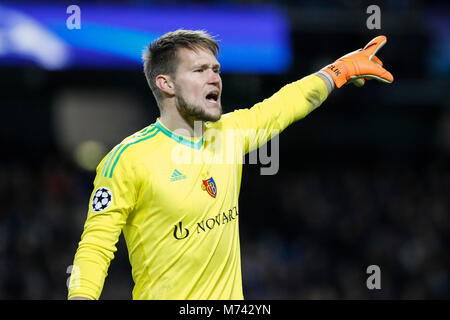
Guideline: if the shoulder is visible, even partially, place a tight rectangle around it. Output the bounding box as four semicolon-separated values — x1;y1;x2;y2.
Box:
212;108;258;133
119;124;162;151
208;110;247;131
97;124;162;179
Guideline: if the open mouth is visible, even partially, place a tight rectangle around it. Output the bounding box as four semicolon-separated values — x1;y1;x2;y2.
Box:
205;91;219;103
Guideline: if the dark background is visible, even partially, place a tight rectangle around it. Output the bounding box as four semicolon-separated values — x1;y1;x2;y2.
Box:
1;0;450;299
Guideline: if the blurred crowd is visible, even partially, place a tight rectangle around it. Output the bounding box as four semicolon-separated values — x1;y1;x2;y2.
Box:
241;156;450;299
1;151;449;299
0;0;448;301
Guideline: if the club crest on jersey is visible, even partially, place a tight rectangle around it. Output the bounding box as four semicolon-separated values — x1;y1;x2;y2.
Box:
201;177;217;198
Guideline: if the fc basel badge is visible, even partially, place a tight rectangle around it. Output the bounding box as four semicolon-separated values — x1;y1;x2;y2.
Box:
201;177;217;198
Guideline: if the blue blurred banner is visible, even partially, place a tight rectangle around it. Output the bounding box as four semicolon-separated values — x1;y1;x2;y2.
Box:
0;3;292;73
426;9;450;78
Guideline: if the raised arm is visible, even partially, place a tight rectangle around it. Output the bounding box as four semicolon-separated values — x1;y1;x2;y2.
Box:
221;35;393;155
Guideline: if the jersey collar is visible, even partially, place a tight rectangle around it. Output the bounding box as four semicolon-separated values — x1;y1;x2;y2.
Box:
153;119;204;150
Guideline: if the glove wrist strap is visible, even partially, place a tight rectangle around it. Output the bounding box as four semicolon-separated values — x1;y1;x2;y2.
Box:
316;70;335;91
321;61;349;88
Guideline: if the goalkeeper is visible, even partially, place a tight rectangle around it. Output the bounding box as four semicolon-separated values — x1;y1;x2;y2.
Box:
68;30;393;300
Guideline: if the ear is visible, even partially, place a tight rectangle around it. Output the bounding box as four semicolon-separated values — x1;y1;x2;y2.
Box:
155;74;175;96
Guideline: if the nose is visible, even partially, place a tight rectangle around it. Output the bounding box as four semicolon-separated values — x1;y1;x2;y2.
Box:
208;70;221;86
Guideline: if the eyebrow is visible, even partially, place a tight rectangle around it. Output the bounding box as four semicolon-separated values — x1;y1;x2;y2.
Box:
193;63;221;69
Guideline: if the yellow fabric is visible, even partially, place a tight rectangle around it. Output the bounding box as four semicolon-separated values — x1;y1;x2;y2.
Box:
67;75;328;300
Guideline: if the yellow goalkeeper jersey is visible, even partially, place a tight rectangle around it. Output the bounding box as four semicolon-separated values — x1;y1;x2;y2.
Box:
67;75;328;300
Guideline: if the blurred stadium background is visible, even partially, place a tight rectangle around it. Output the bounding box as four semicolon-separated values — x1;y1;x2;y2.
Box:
1;0;449;299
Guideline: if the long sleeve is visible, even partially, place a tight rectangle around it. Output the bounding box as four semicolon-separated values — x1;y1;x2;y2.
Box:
67;144;140;300
221;74;328;154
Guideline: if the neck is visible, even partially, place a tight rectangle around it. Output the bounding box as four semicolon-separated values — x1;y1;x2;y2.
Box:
159;108;204;138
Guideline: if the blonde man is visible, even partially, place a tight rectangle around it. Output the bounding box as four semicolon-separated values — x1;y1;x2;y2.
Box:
68;29;393;300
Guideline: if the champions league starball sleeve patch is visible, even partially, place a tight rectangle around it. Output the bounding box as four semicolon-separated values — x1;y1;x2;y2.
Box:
91;187;113;212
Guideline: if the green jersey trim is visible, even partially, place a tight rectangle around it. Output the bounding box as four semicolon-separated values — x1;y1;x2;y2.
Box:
101;125;159;178
154;119;204;150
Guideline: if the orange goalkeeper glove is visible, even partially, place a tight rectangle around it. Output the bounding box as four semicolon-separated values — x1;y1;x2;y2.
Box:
319;35;394;88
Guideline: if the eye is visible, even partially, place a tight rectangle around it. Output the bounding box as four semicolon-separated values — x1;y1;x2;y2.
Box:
194;69;203;73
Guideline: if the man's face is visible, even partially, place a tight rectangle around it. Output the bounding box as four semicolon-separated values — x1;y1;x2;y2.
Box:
172;47;222;122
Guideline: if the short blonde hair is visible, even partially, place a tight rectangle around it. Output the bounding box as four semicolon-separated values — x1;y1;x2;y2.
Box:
142;29;219;105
